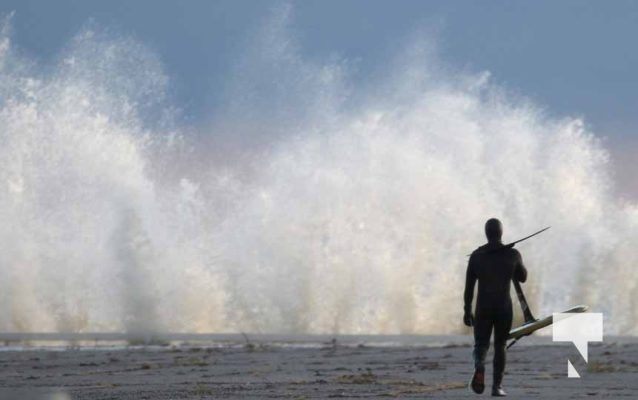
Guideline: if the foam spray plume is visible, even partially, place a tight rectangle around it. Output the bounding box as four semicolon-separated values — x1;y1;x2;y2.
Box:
0;11;636;336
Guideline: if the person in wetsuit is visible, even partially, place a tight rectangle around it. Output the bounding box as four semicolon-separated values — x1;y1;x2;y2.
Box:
463;218;527;397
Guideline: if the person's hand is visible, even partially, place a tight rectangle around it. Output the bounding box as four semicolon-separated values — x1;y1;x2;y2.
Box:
463;312;474;327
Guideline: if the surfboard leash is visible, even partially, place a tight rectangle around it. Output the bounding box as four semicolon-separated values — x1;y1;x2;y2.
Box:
466;226;551;256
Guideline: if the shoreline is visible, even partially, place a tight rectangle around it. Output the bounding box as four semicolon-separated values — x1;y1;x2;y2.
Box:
1;332;636;345
0;336;636;399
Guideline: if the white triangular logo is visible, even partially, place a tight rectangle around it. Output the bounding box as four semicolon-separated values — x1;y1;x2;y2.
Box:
567;359;580;378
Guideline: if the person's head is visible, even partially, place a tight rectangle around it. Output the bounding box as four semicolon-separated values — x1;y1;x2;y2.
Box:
485;218;503;243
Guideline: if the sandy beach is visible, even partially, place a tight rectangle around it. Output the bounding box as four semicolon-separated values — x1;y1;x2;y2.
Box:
0;335;636;399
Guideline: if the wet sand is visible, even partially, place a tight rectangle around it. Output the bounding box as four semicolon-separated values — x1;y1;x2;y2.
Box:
0;336;636;399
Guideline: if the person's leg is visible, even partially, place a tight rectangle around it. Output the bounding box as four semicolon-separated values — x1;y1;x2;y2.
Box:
470;315;493;394
473;316;492;372
492;309;513;396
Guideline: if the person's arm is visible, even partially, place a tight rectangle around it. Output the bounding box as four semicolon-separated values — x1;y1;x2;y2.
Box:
464;255;477;318
514;250;527;283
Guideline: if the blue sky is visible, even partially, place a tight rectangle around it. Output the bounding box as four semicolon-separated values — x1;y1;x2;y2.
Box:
2;0;637;197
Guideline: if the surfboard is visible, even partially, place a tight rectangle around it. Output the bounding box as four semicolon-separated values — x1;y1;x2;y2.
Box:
508;304;589;340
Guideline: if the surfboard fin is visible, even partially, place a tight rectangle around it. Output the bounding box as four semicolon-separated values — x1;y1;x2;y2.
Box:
506;338;520;349
506;333;531;349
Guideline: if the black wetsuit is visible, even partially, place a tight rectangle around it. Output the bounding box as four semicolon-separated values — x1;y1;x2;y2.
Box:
464;241;527;385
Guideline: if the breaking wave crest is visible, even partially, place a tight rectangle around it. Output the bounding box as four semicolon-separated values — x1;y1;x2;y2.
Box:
0;10;636;335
